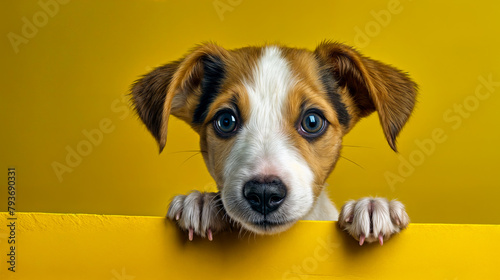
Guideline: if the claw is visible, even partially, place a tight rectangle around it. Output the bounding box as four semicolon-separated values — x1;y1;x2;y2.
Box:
378;234;384;246
359;234;365;246
175;212;180;221
207;228;213;241
345;216;353;223
188;228;193;241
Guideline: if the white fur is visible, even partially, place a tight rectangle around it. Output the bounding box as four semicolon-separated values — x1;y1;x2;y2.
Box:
303;189;339;221
221;46;315;234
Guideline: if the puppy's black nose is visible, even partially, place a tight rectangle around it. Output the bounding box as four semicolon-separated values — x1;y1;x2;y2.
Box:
243;177;287;215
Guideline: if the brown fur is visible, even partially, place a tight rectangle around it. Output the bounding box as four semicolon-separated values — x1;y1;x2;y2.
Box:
198;48;262;186
281;70;343;197
131;43;231;152
200;89;249;184
314;41;418;151
281;47;346;195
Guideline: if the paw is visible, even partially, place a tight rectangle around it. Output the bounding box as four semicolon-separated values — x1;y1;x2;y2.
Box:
167;191;230;241
338;197;409;246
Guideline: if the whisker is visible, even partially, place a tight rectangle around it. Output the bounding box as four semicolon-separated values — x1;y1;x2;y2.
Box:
340;155;365;169
168;150;208;154
208;194;219;206
214;202;227;217
215;208;225;218
238;227;246;239
180;152;202;165
343;145;374;149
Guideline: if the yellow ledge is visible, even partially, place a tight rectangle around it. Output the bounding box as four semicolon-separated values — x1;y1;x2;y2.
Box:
1;213;499;280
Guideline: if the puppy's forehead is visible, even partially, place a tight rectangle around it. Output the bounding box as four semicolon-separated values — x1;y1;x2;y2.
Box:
243;46;296;119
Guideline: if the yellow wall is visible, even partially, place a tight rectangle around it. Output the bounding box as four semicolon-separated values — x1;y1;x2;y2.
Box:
1;0;499;224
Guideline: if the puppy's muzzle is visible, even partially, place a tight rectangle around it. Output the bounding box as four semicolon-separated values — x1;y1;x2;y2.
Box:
243;176;287;215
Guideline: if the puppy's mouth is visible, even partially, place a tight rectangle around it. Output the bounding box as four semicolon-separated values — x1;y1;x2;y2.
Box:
237;217;297;234
253;219;287;227
252;219;291;227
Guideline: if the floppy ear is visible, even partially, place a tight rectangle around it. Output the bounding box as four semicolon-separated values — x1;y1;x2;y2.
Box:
130;43;228;153
314;41;418;151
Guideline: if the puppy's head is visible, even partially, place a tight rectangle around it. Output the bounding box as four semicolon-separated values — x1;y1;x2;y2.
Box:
130;42;417;234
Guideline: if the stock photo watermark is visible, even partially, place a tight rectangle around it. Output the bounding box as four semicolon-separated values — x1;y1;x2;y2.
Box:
5;168;17;273
51;95;130;182
7;0;71;54
213;0;243;21
111;267;135;280
354;0;414;49
385;74;499;190
282;235;339;280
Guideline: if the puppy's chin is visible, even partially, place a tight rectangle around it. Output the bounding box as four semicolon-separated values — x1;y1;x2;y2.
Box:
238;218;297;235
222;201;310;235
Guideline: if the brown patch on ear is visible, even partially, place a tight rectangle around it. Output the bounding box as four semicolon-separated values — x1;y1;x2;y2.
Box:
314;41;418;151
130;43;229;152
130;60;181;152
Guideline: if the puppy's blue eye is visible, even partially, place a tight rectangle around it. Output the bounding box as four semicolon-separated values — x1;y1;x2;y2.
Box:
214;111;238;136
300;111;326;136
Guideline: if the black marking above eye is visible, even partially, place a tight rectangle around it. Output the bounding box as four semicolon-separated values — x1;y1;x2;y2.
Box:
298;110;327;139
193;55;226;124
317;62;351;127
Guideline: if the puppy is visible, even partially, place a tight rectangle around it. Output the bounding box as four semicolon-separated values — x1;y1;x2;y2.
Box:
130;41;417;245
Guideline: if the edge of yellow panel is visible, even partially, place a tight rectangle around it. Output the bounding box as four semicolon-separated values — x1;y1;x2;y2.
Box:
1;212;499;280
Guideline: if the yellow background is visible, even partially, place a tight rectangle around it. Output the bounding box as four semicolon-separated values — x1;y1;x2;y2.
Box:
1;0;499;224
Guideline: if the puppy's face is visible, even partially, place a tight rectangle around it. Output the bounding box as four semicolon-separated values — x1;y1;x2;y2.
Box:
131;42;417;234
